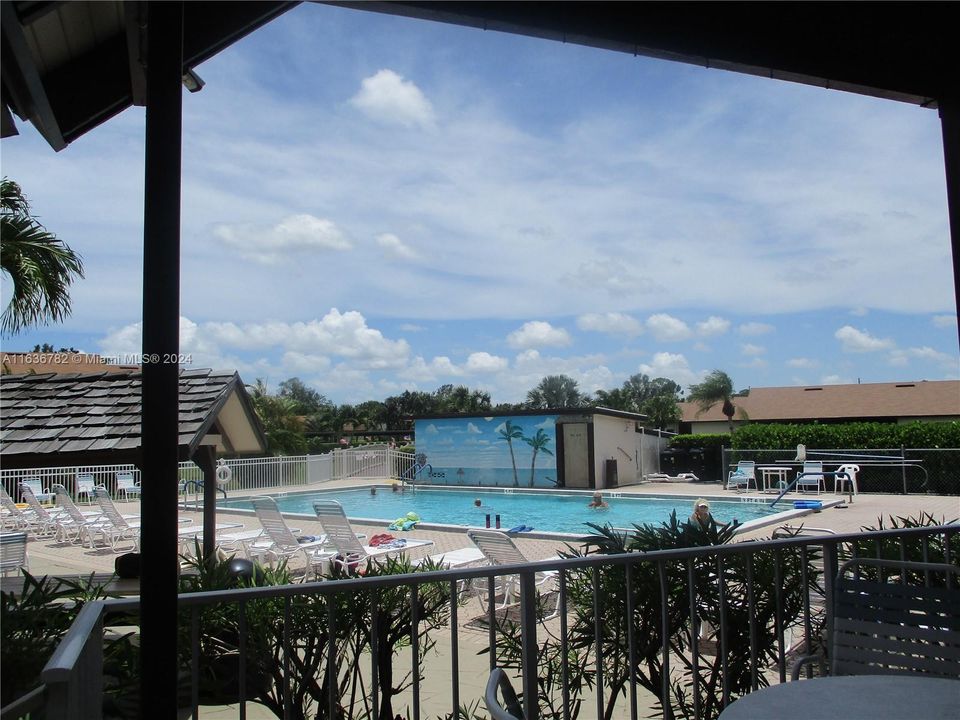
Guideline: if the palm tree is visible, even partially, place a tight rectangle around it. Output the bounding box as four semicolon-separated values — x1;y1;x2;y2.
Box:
497;419;524;487
523;428;554;487
248;379;307;455
1;178;84;336
526;374;585;409
687;369;742;433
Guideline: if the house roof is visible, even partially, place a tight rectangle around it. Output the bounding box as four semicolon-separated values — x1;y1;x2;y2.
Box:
0;367;267;468
414;406;647;422
679;380;960;424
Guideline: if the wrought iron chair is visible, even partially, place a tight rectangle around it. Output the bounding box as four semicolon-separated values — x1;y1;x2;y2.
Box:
485;668;525;720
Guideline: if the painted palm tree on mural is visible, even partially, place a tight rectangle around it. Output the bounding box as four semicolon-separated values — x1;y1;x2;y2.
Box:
497;419;524;487
523;428;554;487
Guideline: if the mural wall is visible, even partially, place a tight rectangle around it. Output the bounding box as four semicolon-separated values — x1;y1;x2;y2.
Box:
412;415;559;487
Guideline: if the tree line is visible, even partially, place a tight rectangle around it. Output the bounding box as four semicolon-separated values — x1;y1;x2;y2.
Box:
247;372;718;456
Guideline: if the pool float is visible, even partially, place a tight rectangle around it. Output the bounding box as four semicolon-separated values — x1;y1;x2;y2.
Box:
794;500;822;510
388;512;421;531
506;525;534;533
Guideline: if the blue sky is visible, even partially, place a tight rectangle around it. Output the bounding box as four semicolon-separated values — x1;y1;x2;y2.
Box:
2;4;958;404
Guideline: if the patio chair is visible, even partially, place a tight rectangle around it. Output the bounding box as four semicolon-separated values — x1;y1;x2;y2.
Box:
75;473;99;504
86;487;141;552
50;484;111;544
251;497;335;580
115;471;142;501
0;532;29;578
18;483;66;536
792;558;960;680
20;477;55;504
726;461;756;491
485;668;525;720
796;461;823;494
0;485;30;531
834;463;860;494
312;499;433;573
466;529;559;614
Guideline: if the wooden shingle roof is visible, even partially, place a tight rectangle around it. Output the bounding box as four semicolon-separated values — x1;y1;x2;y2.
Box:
680;380;960;424
0;367;267;468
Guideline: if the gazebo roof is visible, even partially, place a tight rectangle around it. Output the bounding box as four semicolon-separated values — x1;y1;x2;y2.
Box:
0;367;267;468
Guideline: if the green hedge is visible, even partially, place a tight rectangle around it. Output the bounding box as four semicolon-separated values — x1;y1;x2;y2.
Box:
669;434;731;450
731;421;960;450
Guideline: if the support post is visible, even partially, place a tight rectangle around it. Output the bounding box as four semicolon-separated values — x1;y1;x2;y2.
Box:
140;2;183;716
939;94;960;350
195;446;218;560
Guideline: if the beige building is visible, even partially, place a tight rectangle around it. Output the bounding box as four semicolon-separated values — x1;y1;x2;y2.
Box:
678;380;960;434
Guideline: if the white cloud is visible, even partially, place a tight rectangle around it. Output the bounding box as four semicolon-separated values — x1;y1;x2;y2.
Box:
932;314;958;328
576;312;643;336
349;69;435;128
465;351;509;373
399;323;425;332
696;316;730;337
214;214;351;264
646;314;693;342
849;307;869;317
835;325;895;353
466;422;482;434
820;374;851;385
507;321;571;349
889;346;958;369
376;233;418;260
741;343;766;356
738;322;775;336
637;352;703;386
787;357;818;368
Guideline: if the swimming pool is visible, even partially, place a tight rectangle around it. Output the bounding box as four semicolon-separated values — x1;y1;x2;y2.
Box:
223;488;792;535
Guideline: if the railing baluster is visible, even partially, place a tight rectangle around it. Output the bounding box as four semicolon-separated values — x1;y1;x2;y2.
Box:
239;598;247;720
593;565;604;720
746;555;757;691
449;579;459;720
191;605;200;719
718;555;729;708
411;584;421;720
283;595;291;720
773;549;785;683
625;563;637;720
657;561;670;720
519;570;540;720
687;557;700;720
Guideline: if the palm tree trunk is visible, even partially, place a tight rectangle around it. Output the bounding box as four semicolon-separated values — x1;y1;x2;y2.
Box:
529;449;539;487
508;440;519;486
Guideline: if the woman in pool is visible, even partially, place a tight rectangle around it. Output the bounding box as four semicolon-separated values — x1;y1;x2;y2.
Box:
587;491;609;509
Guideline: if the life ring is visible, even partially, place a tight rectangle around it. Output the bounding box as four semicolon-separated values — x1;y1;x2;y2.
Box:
215;463;233;487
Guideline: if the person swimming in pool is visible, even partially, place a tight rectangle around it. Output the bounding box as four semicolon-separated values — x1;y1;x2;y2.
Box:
690;498;715;530
474;498;482;508
587;491;608;509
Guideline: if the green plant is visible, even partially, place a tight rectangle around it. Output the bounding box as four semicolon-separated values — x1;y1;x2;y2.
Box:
0;572;136;710
489;515;817;720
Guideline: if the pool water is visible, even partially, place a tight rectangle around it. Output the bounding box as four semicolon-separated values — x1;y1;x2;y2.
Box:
224;488;781;535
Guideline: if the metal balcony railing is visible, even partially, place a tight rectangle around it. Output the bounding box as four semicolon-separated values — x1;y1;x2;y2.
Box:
4;524;957;720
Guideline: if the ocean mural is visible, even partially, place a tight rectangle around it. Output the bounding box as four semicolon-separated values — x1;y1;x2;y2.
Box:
412;415;559;487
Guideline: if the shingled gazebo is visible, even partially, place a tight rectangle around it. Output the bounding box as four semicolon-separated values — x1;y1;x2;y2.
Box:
0;368;267;556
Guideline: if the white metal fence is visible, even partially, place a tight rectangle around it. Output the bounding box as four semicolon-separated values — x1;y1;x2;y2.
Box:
1;446;417;502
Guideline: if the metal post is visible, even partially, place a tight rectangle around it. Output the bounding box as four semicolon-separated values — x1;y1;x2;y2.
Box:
140;2;183;716
196;446;217;559
518;571;539;720
938;93;960;350
901;445;908;494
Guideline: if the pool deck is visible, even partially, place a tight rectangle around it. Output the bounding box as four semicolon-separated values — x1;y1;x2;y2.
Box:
15;476;959;579
8;478;957;719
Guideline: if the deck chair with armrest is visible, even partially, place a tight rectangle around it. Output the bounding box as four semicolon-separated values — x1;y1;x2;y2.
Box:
796;460;824;494
114;472;142;501
21;477;55;504
726;461;757;491
251;497;335;580
75;473;99;504
792;558;960;680
312;499;433;574
833;464;860;494
467;529;560;615
0;532;29;578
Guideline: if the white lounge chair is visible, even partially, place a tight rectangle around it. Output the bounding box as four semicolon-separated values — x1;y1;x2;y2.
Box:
114;472;142;501
797;461;824;494
726;461;757;491
467;529;559;614
50;484;111;544
312;499;433;573
0;531;29;577
17;483;66;536
86;487;141;551
1;485;30;531
251;497;334;580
